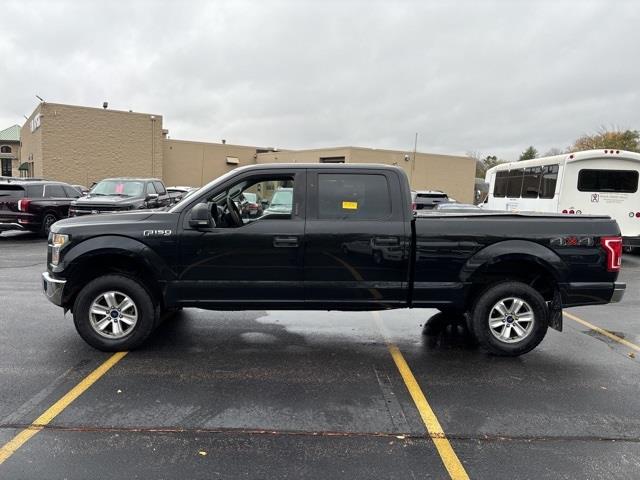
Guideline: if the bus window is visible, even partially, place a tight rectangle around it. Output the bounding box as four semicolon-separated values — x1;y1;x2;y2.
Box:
494;170;508;197
521;166;542;198
540;165;558;199
506;169;524;197
577;169;639;193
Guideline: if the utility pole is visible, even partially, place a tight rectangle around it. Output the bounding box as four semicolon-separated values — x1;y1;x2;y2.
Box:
411;132;418;187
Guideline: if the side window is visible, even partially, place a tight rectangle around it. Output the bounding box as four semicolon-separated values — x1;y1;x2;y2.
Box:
318;173;390;220
153;181;166;195
506;169;524;198
540;165;558;199
45;184;66;198
26;185;44;198
493;171;508;197
521;167;542;198
63;185;81;198
146;183;157;195
578;169;638;193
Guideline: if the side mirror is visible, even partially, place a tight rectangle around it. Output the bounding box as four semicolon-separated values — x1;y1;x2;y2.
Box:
189;203;213;229
146;193;159;202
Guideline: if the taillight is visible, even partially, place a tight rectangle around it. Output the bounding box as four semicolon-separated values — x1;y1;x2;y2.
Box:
600;236;622;272
18;198;31;212
411;202;417;210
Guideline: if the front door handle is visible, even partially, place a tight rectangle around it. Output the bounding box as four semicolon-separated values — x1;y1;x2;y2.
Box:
373;236;399;246
273;236;299;248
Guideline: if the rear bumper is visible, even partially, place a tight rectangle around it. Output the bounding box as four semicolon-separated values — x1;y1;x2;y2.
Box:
622;236;640;248
0;222;24;232
42;272;66;307
560;282;625;307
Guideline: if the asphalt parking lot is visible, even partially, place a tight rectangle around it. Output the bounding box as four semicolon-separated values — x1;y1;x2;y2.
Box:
0;231;639;479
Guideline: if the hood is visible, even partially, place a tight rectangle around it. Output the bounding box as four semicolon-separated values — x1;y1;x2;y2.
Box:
52;211;155;233
73;195;144;206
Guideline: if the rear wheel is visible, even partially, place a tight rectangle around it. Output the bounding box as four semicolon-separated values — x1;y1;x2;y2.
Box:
73;274;158;351
470;281;548;356
40;213;57;237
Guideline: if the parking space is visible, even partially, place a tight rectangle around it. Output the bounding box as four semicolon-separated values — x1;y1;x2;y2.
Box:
1;231;639;479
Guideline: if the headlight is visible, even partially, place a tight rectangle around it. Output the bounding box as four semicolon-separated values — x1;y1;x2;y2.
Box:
50;233;70;266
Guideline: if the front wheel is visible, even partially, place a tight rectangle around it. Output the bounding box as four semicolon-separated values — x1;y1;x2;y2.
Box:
40;213;58;237
73;274;158;351
470;281;548;356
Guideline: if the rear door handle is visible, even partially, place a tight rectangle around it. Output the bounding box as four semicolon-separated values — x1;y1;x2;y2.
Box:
273;236;299;248
373;237;399;246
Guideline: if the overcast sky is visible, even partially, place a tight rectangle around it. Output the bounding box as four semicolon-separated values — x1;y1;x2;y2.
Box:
1;0;638;161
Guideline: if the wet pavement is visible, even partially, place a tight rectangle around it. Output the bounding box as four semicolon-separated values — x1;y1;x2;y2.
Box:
1;230;639;479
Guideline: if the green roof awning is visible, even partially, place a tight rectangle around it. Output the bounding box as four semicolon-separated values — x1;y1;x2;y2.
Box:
18;162;30;171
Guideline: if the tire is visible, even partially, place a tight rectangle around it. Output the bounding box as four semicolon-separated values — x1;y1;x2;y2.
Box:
470;281;548;356
40;213;58;237
73;274;159;351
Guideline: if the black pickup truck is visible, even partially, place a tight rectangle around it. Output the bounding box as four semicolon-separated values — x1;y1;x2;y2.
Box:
42;164;625;356
69;178;171;216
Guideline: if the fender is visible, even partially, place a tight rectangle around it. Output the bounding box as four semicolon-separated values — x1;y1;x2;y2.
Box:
460;239;569;283
59;235;176;282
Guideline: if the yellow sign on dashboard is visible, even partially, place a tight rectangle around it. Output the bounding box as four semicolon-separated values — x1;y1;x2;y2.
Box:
342;201;358;210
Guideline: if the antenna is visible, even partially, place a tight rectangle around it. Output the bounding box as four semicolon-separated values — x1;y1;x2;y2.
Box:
35;95;44;102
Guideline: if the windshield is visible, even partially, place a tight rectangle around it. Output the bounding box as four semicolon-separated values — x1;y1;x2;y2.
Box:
91;180;144;197
270;190;293;207
243;192;257;203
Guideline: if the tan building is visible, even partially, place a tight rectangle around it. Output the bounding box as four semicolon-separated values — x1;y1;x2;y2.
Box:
0;125;21;177
21;102;163;187
19;102;475;202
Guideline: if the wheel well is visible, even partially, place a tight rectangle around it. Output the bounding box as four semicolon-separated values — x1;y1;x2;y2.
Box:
465;259;558;308
63;254;162;311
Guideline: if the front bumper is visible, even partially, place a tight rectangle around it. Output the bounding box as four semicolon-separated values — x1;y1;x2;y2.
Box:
42;272;66;307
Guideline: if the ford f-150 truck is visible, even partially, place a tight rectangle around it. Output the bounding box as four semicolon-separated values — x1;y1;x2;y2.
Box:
42;164;625;356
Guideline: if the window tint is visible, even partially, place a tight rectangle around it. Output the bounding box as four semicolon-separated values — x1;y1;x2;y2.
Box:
0;185;25;199
45;184;66;197
540;165;558;199
146;183;157;195
578;169;638;193
26;185;44;198
521;167;542;198
318;173;390;220
63;185;81;198
506;169;524;198
493;170;508;197
153;181;166;195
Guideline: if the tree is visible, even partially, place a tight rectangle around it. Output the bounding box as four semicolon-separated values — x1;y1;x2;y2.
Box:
570;128;640;153
543;147;564;156
519;146;538;161
469;152;504;178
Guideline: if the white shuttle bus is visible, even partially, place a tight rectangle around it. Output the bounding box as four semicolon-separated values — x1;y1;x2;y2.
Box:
483;149;640;248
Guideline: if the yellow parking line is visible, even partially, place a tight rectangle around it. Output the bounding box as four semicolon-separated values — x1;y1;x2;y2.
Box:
564;311;640;353
0;351;128;466
373;312;469;480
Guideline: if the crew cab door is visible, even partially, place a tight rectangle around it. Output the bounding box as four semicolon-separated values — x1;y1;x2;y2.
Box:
304;169;410;307
173;169;306;306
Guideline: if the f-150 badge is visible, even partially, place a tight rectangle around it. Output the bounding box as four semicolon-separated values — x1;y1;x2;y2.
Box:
143;229;172;237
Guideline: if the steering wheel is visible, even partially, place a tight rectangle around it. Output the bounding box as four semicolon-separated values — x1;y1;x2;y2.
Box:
226;196;243;227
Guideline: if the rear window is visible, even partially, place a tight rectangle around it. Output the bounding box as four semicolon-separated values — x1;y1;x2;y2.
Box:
416;193;447;199
318;173;390;220
578;169;639;193
0;185;25;199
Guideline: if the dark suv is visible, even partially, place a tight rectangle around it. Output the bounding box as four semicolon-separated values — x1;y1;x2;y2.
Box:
69;178;171;216
0;180;82;235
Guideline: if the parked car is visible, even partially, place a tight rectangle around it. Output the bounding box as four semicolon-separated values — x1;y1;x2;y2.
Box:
0;180;81;235
263;187;293;215
43;163;624;356
411;190;451;211
166;186;196;204
69;178;171;216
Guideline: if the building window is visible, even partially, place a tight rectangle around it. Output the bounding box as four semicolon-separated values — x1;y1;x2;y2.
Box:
0;146;11;154
319;156;346;163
